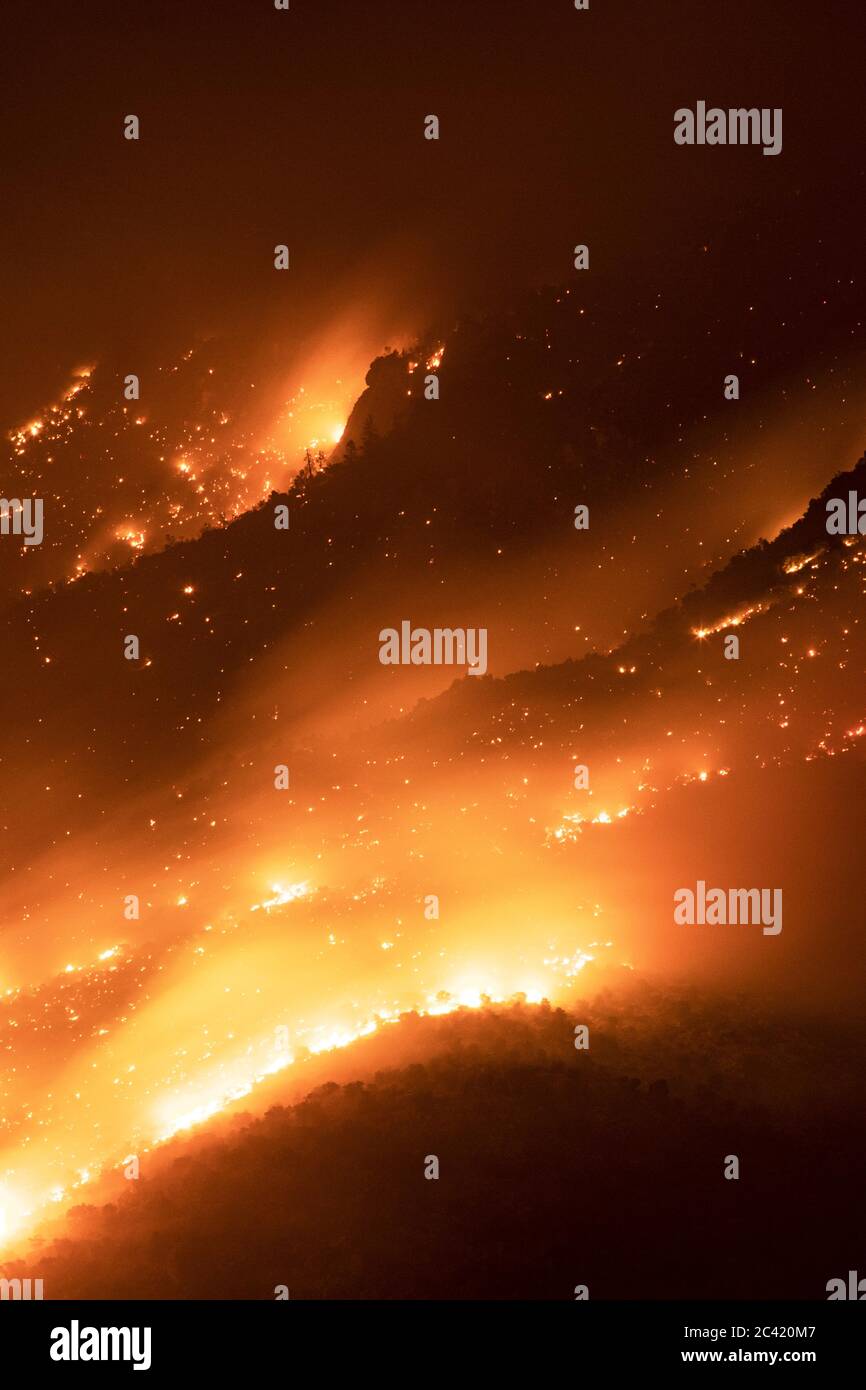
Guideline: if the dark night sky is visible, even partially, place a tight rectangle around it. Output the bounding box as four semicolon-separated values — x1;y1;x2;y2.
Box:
2;0;863;423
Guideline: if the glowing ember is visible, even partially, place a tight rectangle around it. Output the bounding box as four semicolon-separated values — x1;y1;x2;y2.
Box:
250;881;311;912
693;602;768;639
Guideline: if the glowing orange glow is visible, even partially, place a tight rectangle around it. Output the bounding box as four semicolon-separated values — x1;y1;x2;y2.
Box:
116;527;146;551
2;4;862;1308
0;952;604;1252
783;551;821;575
250;881;310;912
0;1185;29;1247
693;602;768;639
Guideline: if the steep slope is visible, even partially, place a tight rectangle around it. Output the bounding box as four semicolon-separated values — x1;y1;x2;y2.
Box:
5;992;866;1300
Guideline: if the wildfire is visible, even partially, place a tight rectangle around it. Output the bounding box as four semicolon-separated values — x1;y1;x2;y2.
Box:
117;527;146;551
548;807;634;843
783;549;823;575
250;881;311;912
1;945;608;1253
8;367;93;454
152;979;570;1147
693;602;767;639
